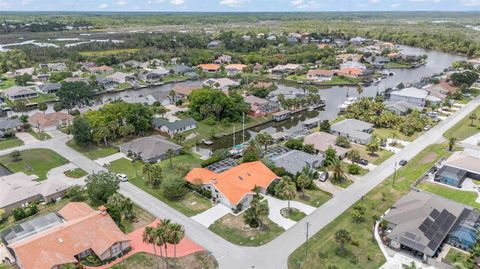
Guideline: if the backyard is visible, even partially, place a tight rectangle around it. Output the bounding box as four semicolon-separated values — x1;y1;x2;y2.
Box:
107;155;212;217
444;248;469;269
0;149;68;180
288;143;450;269
209;212;285;246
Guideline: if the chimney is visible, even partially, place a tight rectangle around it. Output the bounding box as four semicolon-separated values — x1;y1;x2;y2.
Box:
98;205;107;216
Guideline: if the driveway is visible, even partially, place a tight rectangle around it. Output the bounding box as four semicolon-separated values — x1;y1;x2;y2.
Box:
15;132;38;145
263;195;316;230
95;152;127;166
46;163;86;185
461;133;480;150
315;180;342;195
191;204;231;228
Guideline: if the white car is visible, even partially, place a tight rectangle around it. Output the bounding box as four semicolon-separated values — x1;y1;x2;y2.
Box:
117;173;128;182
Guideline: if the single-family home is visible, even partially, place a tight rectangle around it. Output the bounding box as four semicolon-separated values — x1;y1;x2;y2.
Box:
36;73;50;82
6;67;34;77
425;79;457;100
270;150;324;175
28;112;74;132
36;83;61;94
89;65;114;75
350;36;369;45
3;86;38;101
141;59;165;69
0;172;69;213
185;161;279;209
336;54;363;63
172;86;198;101
96;77;119;90
389;87;441;107
383;190;480;262
207;40;222;49
2;202;130;269
78;62;96;70
152;118;197;136
40;62;67;72
108;72;137;84
340;61;367;70
197;64;221;74
225;64;247;77
214;54;232;64
434;149;480;188
0;118;23;133
306;69;335;82
303;132;350;159
244;95;280;117
64;77;90;84
119;60;143;69
138;68;169;82
119;135;182;163
365;55;390;67
335;67;364;78
384;100;419;116
169;64;194;75
203;78;239;92
330;119;373;145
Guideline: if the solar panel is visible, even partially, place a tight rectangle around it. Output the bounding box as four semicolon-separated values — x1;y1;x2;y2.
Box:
405;232;416;240
420;218;433;233
430;209;440;219
425;228;436;240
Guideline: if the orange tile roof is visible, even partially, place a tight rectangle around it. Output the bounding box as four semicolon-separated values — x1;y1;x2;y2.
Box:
9;202;130;269
307;69;335;76
336;67;363;76
28;112;74;130
89;65;113;71
197;64;220;71
58;202;95;221
185;161;278;205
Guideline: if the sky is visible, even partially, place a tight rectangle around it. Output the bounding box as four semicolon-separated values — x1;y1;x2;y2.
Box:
1;0;480;12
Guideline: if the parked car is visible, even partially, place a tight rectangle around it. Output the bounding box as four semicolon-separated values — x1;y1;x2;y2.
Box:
399;160;408;166
319;172;329;182
423;125;431;131
116;173;128;182
358;159;369;166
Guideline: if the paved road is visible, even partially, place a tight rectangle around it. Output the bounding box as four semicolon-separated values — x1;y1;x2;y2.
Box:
3;96;478;269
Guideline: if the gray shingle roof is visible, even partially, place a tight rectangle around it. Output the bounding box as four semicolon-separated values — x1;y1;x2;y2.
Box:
330;119;373;141
271;150;323;175
152;118;197;132
119;135;182;161
0;118;22;130
37;83;61;92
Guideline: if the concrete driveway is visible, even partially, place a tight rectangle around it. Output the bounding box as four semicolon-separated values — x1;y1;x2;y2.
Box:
191;203;231;228
94;152;126;166
16;132;38;145
263;195;316;230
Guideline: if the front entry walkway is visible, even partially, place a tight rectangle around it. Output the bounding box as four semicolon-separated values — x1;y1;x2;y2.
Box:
95;152;127;166
16;132;38;145
191;203;231;228
263;195;316;230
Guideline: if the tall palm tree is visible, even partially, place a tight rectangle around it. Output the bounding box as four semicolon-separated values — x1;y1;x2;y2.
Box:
143;226;160;269
347;149;361;164
275;176;297;212
143;163;153;182
469;112;478;126
159;219;172;269
166;149;175;168
331;159;347;184
448;136;457;151
153;225;166;269
256;132;273;150
167;223;185;269
296;173;311;198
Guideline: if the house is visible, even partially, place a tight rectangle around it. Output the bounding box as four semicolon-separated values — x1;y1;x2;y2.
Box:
335;67;364;78
330;119;373;145
89;65;113;75
138;68;169;82
141;59;165;69
36;73;50;82
36;83;61;94
383;190;480;262
270;150;324;175
152;118;197;136
425;79;457;99
185;161;279;209
172;86;198;101
40;62;67;72
306;69;334;82
197;64;220;73
389;87;441;107
28;112;74;132
434;149;480;188
336;53;363;63
365;55;390;67
349;36;369;45
119;135;182;163
214;54;232;64
64;77;90;84
96;77;119;90
2;202;130;269
340;61;367;70
207;40;222;49
303;132;350;159
108;72;136;84
0;172;69;213
244;95;280;117
225;64;247;77
6;67;34;77
467;58;480;69
272;110;291;122
271;64;303;75
119;60;143;69
169;64;194;75
78;62;96;70
384;100;419;116
3;86;38;101
0;118;23;132
203;78;239;92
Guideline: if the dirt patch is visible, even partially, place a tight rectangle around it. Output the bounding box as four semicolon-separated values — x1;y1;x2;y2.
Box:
220;214;264;237
112;252;218;269
420;152;437;164
131;207;156;231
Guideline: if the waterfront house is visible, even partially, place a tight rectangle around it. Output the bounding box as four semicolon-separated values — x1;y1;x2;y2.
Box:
198;64;221;74
119;135;182;163
270;150;324;175
108;71;136;84
152;117;197;136
244;95;280;117
36;83;61;94
96;77;119;90
330;119;373;145
225;64;247;77
340;61;367;70
169;64;194;75
203;78;239;92
335;67;364;78
384;100;419;116
303;132;349;159
272;110;291;122
306;69;334;82
389;87;441;107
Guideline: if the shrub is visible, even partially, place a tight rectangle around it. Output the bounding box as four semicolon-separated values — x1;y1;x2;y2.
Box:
163;178;187;201
203;116;217;126
348;164;361;175
335;136;351;148
12;208;26;221
9;150;22;162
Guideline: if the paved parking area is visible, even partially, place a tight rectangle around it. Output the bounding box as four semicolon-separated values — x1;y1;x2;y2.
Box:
191;203;231;228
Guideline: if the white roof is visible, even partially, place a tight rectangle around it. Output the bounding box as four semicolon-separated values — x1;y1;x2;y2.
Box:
390;87;429;99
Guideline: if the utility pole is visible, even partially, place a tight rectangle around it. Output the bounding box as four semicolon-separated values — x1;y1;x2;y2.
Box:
233;126;236;147
393;161;397;188
305;221;310;262
242;112;245;144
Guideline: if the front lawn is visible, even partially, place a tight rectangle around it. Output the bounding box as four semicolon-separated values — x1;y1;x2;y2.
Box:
108;155;212;217
209;212;284;246
28;130;51;140
318;76;360;85
281;208;306;222
330;178;354;189
0;139;23;150
64;168;88;178
292;189;332;208
373;127;421;142
0;149;68;180
67;140;118;160
288;143;450;269
445;248;469;269
444;105;480;140
350;144;395;165
111;251;218;269
417;182;480;209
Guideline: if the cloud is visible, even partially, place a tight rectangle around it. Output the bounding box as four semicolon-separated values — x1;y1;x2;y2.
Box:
98;3;108;8
460;0;480;6
170;0;185;5
291;0;323;9
390;3;400;7
408;0;439;2
369;0;380;3
219;0;250;7
117;0;127;5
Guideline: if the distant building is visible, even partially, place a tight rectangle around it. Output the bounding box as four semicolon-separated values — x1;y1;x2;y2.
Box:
89;65;113;75
330;119;373;145
349;36;369;45
108;72;136;84
435;149;480;188
225;64;247;77
214;54;232;64
39;62;67;72
36;83;61;94
3;86;38;101
207;40;222;49
203;78;239;92
96;77;119;90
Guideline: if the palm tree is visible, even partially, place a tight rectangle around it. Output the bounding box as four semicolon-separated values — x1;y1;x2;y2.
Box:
173;133;186;145
296;173;311;198
167;223;185;269
331;159;347;184
347;149;361;164
334;229;351;255
143;163;153;182
448;136;457;151
356;85;364;96
38;102;48;114
166;149;175;168
143;226;161;269
159;219;172;269
255;132;274;150
275;176;297;212
153;225;166;269
371;215;379;242
469;112;478;126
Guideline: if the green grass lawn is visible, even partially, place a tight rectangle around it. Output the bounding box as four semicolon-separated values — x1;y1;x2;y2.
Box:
444;105;480;140
288;143;450;269
281;208;306;221
330;178;354;188
318;76;361;85
209;212;284;246
0;77;15;90
79;48;139;56
28;130;51;140
0;139;23;150
0;149;68;180
64;168;88;178
374;127;421;142
67;139;119;160
292;189;332;208
350;144;395;165
384;62;412;68
108;155;212;217
417;182;480;209
445;248;469;269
